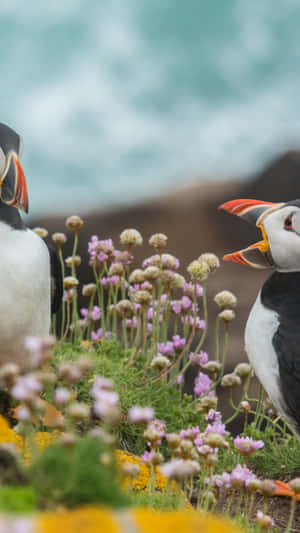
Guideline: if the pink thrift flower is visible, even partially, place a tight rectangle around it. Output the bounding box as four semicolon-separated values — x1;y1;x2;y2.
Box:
234;436;264;455
128;406;154;423
194;372;213;397
231;464;256;488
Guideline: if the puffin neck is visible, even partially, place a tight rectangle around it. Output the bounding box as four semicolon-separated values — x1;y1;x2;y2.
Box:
0;201;25;230
261;270;300;322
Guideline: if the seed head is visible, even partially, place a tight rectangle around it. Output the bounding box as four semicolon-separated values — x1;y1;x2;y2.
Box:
143;266;161;281
120;228;143;247
198;253;220;272
133;290;152;307
82;283;97;297
289;477;300;494
52;232;67;247
187;260;210;282
214;290;237;309
64;276;79;289
65;215;84;232
203;361;222;375
218;309;236;323
67;402;90;421
32;227;48;239
129;269;145;284
108;262;124;277
149;233;168;250
221;373;241;388
234;362;252;378
203;432;226;448
65;255;82;268
116;300;135;318
151;355;171;371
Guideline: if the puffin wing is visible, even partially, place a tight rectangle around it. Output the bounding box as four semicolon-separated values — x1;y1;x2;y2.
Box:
47;242;63;314
273;326;300;433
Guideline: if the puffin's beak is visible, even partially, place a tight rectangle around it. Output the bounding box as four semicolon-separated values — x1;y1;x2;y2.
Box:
218;199;284;269
0;153;28;213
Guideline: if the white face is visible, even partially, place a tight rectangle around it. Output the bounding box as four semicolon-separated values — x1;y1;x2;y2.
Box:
263;205;300;271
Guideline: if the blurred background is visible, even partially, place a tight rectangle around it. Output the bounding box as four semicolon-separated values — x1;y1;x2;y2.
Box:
2;0;300;217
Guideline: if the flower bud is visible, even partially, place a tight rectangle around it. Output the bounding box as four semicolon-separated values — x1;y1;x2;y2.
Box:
161;270;175;285
151;451;164;466
221;373;241;388
197;395;218;412
115;299;135;318
32;227;48;239
133;290;152;307
67;402;89;421
82;283;97;297
170;273;185;289
120;229;143;247
65;215;84;232
203;432;226;448
234;362;252;378
143;266;161;281
259;479;277;497
52;232;67;247
143;427;161;444
149;233;168;250
289;477;300;494
64;276;79;289
76;355;94;374
65;255;82;268
59;432;77;448
205;453;218;468
256;511;274;530
166;433;181;449
218;309;236;323
151;355;171;371
203;361;221;375
241;400;251;412
122;462;141;478
248;479;262;492
179;439;194;459
108;262;124;277
129;269;145;284
214;290;237;309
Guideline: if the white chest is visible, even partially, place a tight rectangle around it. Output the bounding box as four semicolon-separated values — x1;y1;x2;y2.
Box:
245;293;284;412
0;223;51;365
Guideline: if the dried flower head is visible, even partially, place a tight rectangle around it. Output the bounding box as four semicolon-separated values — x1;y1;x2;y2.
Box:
187;260;210;282
166;433;181;449
32;227;48;239
65;255;82;268
64;276;79;289
259;479;277;497
203;361;222;375
203;432;226;448
129;269;145;284
218;309;236;323
234;362;252;378
120;229;143;247
198;253;220;272
128;406;154;424
289;477;300;494
67;402;90;421
221;373;241;388
122;462;141;479
82;283;97;297
160;459;200;481
151;355;171;371
116;299;135;318
214;290;237;309
143;266;161;281
65;215;84;232
197;395;218;412
133;290;152;307
52;232;67;247
170;273;185;289
149;233;168;250
108;262;124;277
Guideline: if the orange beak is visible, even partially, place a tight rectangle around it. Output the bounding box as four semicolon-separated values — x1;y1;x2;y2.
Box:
219;198;283;269
0;153;28;213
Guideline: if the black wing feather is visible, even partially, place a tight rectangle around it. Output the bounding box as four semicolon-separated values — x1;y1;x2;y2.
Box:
47;242;63;314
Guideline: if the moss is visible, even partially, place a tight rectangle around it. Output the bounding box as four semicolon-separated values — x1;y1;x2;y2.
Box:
0;486;36;512
29;436;130;509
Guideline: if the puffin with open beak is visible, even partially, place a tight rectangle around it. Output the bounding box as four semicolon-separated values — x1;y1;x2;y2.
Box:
0;122;62;368
219;198;300;437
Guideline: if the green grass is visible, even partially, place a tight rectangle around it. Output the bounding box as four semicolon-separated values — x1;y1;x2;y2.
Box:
0;486;36;512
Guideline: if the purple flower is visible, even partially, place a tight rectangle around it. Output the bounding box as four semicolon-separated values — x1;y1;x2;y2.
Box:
205;421;226;436
189;350;208;367
171;301;182;315
55;387;71;406
90;306;101;321
179;426;200;441
211;472;232;491
184;282;203;298
141;451;153;465
124;317;138;329
234;436;264;455
11;374;42;402
128;406;154;423
172;335;186;351
194;372;213;397
230;464;256;488
177;374;183;385
181;296;192;312
157;341;174;358
91;329;112;341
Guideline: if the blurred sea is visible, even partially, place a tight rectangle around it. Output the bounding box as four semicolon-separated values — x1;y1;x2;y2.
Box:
1;0;300;216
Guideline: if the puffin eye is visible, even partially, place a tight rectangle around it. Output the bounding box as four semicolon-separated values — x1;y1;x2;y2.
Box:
284;215;294;231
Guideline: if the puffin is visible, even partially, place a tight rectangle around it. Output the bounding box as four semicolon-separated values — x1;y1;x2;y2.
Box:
219;198;300;438
0;122;62;368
